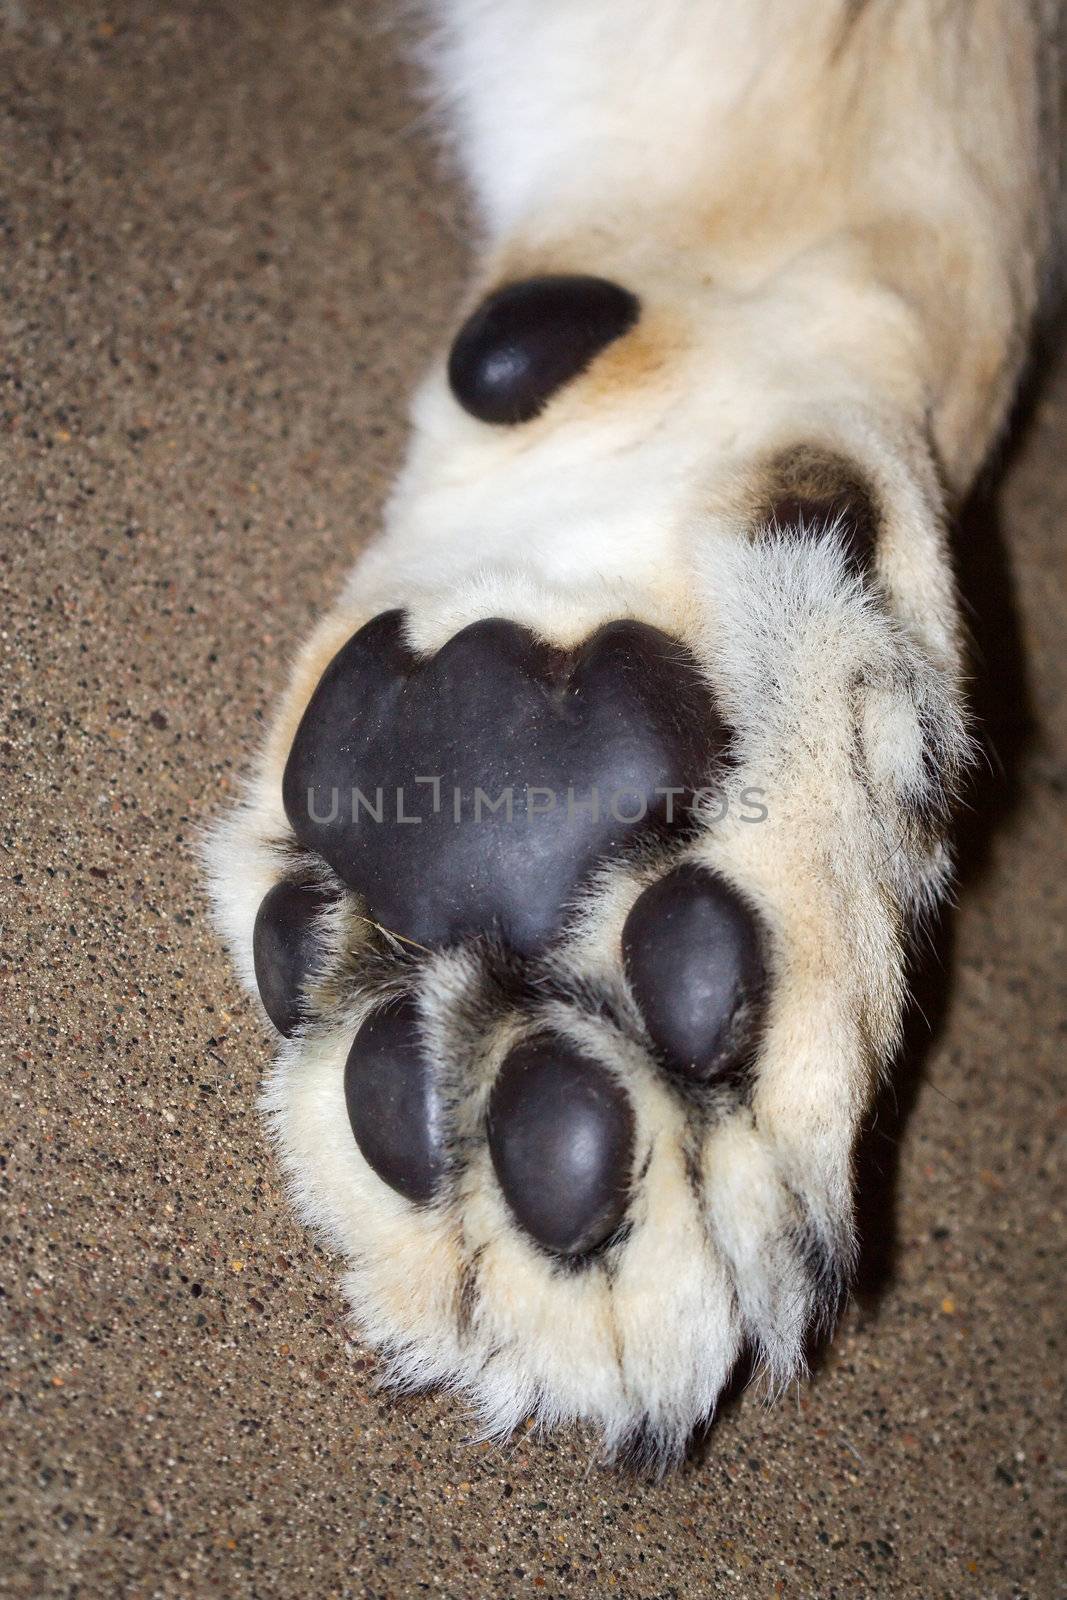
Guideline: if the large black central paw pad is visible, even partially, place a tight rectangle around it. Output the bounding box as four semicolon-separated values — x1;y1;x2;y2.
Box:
282;611;726;956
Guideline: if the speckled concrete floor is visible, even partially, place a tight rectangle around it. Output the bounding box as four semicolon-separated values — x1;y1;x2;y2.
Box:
2;5;1064;1597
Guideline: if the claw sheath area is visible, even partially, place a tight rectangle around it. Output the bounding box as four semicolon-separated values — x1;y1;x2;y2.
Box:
622;865;767;1081
448;275;640;424
487;1037;635;1255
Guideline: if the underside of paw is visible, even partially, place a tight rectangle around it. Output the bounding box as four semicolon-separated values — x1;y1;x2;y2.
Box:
204;541;958;1465
205;271;969;1461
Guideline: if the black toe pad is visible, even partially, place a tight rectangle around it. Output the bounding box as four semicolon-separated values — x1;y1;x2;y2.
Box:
622;864;767;1081
283;611;726;956
448;275;640;425
487;1038;635;1256
344;998;445;1204
253;879;334;1036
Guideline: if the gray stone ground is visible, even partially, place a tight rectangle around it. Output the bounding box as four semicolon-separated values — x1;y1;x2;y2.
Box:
2;5;1064;1596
